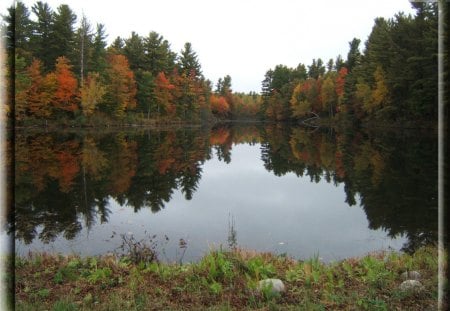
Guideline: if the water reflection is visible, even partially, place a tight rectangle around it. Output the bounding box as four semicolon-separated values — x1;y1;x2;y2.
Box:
11;124;437;258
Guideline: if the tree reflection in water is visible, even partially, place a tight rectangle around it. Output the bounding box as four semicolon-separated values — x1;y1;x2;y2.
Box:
12;124;437;253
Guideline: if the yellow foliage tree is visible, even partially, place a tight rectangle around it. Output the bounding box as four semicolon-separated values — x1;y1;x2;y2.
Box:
80;72;106;116
371;66;389;109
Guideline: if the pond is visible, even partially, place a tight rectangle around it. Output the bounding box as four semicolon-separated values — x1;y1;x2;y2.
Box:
11;124;438;262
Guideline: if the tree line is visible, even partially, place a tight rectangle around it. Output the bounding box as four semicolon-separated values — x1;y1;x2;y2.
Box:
2;1;260;126
259;2;438;126
2;2;439;127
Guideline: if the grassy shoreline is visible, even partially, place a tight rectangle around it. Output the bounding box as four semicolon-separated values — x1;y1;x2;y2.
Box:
10;245;446;310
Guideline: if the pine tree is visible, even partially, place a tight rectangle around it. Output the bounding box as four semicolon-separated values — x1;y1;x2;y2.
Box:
143;31;176;75
52;4;77;65
89;23;108;74
4;2;33;59
30;1;54;71
178;42;202;79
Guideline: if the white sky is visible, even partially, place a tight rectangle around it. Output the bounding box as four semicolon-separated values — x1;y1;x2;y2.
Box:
2;0;416;92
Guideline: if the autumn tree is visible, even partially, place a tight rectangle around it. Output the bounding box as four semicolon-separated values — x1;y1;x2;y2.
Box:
335;67;348;112
104;54;137;118
80;72;105;116
371;66;389;112
290;81;312;119
154;71;176;117
27;58;56;119
210;95;230;118
321;74;337;118
53;56;78;114
355;78;372;115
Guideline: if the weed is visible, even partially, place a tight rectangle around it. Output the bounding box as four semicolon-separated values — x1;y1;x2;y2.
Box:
52;299;77;311
200;250;234;282
245;257;275;280
227;213;238;250
66;258;81;269
53;266;78;284
83;292;94;304
37;288;50;298
114;231;159;264
356;296;388;310
209;281;223;295
129;267;144;292
86;267;112;284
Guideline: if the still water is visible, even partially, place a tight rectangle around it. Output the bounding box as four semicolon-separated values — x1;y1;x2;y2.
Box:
12;124;438;262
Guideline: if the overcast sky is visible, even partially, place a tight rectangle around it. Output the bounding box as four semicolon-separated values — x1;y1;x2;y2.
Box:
2;0;416;92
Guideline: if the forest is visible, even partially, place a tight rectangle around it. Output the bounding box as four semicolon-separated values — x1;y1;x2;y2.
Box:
3;1;261;126
2;1;439;127
259;2;439;126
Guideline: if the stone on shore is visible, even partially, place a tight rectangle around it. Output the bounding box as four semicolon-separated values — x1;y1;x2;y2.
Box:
257;278;286;294
399;279;424;293
401;270;421;280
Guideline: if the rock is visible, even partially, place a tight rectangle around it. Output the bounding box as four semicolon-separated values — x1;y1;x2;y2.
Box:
401;270;421;280
257;278;286;294
399;280;424;293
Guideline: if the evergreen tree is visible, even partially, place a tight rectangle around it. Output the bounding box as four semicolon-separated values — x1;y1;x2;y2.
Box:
109;36;124;53
143;31;176;75
30;1;54;71
335;55;345;71
346;38;361;72
52;4;77;66
89;23;108;74
3;1;33;59
308;58;325;79
292;63;308;82
178;42;202;79
123;31;145;71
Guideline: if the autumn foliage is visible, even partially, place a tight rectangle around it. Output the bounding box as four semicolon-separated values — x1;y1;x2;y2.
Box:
105;54;137;118
210;95;230;117
27;59;55;118
154;72;176;117
54;56;78;113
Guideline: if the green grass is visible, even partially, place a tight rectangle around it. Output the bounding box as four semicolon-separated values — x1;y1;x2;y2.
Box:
11;245;447;310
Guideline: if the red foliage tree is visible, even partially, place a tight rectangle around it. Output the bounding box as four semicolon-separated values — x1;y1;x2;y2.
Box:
154;71;176;117
53;56;79;113
335;67;348;98
210;95;230;118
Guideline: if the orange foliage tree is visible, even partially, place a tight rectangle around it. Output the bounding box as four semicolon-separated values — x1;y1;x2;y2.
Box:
105;54;137;118
210;94;230;118
154;71;176;117
335;67;348;112
27;59;56;119
53;56;79;114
